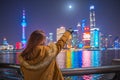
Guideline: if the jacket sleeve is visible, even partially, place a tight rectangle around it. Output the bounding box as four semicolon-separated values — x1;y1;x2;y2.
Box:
55;31;71;54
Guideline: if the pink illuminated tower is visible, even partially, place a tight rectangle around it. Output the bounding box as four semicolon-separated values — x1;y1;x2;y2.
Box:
21;9;27;48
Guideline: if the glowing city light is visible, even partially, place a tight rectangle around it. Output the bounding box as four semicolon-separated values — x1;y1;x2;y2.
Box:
68;5;72;9
90;5;94;10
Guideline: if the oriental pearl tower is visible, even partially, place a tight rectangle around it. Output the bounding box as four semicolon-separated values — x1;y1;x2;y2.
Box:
21;9;27;48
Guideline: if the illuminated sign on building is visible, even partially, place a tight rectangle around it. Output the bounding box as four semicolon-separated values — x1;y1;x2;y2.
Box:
83;27;90;48
83;33;90;40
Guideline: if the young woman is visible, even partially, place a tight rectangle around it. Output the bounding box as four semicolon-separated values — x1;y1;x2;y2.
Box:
18;29;72;80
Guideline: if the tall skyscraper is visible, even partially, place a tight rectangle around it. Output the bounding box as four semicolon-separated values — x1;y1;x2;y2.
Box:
90;5;96;29
21;9;27;48
77;22;82;42
89;5;100;48
56;26;72;48
56;26;66;41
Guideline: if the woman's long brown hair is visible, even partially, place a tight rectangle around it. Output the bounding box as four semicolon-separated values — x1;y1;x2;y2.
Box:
21;30;45;60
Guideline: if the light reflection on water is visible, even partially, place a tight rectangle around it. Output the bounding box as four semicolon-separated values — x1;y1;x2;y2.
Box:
57;50;120;80
0;50;120;80
82;51;92;80
82;51;91;67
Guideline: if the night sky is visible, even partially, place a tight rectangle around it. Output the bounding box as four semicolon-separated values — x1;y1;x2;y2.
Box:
0;0;120;45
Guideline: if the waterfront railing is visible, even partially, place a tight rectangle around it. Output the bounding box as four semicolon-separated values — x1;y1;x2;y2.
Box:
0;63;120;79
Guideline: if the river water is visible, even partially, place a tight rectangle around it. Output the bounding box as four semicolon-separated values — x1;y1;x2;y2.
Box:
0;49;120;80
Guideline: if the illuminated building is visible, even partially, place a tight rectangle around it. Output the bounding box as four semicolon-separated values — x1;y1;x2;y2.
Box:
77;22;82;42
3;37;8;45
90;5;95;48
56;26;66;41
77;19;88;48
0;45;14;50
48;33;53;42
76;20;87;48
15;42;22;49
108;35;113;48
90;28;100;48
83;26;91;48
114;40;119;48
0;38;14;50
90;5;95;28
89;5;100;48
113;37;119;48
21;9;27;48
72;30;79;48
56;26;72;48
81;19;87;32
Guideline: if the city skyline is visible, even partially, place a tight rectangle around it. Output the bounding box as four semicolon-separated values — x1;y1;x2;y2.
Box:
0;0;120;45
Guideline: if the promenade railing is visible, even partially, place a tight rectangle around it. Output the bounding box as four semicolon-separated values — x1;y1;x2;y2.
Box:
0;63;120;79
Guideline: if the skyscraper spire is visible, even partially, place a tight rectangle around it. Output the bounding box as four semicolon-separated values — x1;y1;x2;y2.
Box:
21;9;27;48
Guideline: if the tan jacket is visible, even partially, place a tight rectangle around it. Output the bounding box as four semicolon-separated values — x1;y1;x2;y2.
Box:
18;31;71;80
